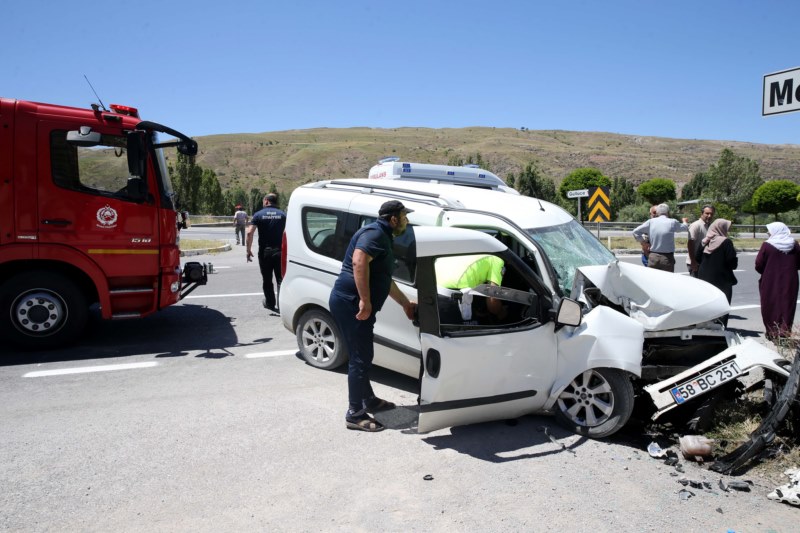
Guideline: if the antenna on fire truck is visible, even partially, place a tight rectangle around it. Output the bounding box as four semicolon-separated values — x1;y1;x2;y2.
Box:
83;75;108;112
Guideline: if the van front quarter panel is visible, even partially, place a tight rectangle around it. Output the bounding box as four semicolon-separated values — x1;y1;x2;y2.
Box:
544;305;644;410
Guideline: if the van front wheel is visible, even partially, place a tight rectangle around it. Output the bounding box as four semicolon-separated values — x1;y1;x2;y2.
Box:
553;368;634;439
295;309;347;370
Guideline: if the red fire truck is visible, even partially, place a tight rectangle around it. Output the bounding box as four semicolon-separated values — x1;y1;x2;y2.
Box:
0;98;207;349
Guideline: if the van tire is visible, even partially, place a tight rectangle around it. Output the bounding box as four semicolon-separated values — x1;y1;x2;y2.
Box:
0;271;88;350
295;309;348;370
553;368;634;439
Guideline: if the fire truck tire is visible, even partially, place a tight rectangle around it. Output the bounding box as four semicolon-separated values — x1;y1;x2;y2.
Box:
0;271;88;349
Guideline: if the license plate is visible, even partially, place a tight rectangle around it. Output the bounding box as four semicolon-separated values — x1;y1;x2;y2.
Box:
670;360;741;404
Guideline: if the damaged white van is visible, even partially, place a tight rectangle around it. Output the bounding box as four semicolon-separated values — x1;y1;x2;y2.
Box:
279;178;789;438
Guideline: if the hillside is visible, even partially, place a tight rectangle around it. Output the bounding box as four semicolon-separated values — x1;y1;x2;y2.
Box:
181;127;800;195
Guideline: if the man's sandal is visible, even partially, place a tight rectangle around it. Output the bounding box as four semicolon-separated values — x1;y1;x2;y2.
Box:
366;397;396;413
346;415;385;432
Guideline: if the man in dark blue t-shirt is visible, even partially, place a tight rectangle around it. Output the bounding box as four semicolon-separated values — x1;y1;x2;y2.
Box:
246;193;287;312
329;200;417;432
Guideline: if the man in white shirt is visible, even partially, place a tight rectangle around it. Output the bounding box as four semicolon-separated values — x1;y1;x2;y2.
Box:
632;203;688;272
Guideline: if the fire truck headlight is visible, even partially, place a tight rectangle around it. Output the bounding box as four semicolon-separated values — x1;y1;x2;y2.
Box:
170;281;180;293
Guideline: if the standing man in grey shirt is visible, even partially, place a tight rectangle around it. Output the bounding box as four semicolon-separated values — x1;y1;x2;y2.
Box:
686;204;715;277
632;203;688;272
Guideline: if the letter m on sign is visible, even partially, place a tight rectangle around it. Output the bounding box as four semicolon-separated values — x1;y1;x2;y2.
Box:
763;67;800;116
587;187;611;222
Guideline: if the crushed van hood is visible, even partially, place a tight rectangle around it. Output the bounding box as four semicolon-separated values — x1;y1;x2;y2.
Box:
574;261;730;331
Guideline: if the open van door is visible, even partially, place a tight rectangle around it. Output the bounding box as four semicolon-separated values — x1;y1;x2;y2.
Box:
439;209;558;294
411;227;558;433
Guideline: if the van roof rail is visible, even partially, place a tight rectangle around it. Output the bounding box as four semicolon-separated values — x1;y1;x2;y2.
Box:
324;179;463;208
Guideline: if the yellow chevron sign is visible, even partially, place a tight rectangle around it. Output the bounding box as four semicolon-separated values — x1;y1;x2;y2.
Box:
587;186;611;222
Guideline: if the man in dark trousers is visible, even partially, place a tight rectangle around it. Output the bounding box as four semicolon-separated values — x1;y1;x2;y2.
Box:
246;193;286;312
329;200;417;432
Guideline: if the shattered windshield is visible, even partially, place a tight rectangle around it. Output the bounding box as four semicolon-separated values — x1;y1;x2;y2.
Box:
526;220;616;295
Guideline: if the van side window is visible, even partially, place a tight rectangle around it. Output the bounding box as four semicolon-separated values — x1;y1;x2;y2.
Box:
50;130;145;202
356;216;416;285
302;207;345;261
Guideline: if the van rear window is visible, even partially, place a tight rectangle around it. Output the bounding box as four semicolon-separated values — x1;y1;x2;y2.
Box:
302;207;345;261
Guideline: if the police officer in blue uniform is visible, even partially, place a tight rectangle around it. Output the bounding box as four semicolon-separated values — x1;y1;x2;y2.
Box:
246;193;287;312
329;200;417;432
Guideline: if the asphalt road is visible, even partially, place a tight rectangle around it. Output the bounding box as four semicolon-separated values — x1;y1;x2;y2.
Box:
1;231;798;531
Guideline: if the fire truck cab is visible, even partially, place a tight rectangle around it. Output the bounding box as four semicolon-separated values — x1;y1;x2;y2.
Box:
0;98;207;349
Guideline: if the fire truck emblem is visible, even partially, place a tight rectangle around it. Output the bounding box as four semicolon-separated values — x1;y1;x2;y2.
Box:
96;205;118;228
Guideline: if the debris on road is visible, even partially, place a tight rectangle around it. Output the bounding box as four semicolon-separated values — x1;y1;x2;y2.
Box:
647;441;667;458
768;468;800;506
540;426;577;455
679;435;714;461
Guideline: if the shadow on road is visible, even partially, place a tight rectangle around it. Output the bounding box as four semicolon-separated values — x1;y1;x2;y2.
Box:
419;417;589;462
0;303;256;366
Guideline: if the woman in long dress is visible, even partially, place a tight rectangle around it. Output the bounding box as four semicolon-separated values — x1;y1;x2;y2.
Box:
755;221;800;341
695;219;737;326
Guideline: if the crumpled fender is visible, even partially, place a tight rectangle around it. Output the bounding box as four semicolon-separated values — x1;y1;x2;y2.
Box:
573;261;730;331
544;305;644;409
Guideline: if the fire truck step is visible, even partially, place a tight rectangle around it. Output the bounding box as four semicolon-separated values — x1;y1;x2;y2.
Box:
111;312;142;320
109;288;155;294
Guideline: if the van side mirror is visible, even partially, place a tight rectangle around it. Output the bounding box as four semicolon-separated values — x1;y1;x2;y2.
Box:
66;126;101;147
555;298;582;327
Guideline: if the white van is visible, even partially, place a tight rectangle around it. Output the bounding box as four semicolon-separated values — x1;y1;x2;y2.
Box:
368;157;519;194
279;178;788;438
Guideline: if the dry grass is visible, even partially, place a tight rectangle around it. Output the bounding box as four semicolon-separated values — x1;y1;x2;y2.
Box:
179;127;800;197
180;239;226;251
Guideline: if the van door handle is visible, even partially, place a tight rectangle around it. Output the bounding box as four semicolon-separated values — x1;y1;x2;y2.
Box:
42;219;72;226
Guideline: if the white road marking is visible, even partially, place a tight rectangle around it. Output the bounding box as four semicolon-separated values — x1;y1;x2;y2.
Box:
730;300;800;311
184;292;262;299
245;350;297;359
23;361;158;378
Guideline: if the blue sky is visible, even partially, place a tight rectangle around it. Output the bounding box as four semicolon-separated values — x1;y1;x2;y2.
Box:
5;1;800;144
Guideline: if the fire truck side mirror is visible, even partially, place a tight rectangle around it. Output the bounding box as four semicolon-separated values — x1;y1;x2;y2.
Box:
126;131;147;178
66;126;101;147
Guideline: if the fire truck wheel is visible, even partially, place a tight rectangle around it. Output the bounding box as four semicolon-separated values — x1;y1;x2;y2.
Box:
0;271;88;349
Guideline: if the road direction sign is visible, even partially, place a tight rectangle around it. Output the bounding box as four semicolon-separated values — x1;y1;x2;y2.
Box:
763;67;800;116
587;186;611;222
567;189;589;199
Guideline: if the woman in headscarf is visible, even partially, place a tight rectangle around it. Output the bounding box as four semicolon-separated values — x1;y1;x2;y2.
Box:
695;219;738;326
755;221;800;341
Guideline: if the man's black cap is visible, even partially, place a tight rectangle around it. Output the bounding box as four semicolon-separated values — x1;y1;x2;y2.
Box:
379;200;414;217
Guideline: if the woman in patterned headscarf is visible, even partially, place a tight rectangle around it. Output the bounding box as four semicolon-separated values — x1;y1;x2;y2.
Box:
695;219;737;326
755;222;800;341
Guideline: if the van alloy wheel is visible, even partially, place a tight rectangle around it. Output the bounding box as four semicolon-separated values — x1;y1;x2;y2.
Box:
554;367;634;439
295;309;347;370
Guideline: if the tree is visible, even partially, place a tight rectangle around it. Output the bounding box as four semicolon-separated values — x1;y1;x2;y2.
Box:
558;168;612;218
681;172;709;201
558;168;612;199
198;168;225;215
752;180;800;220
507;161;557;202
610;177;636;220
637;178;676;205
169;152;203;212
706;148;763;210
